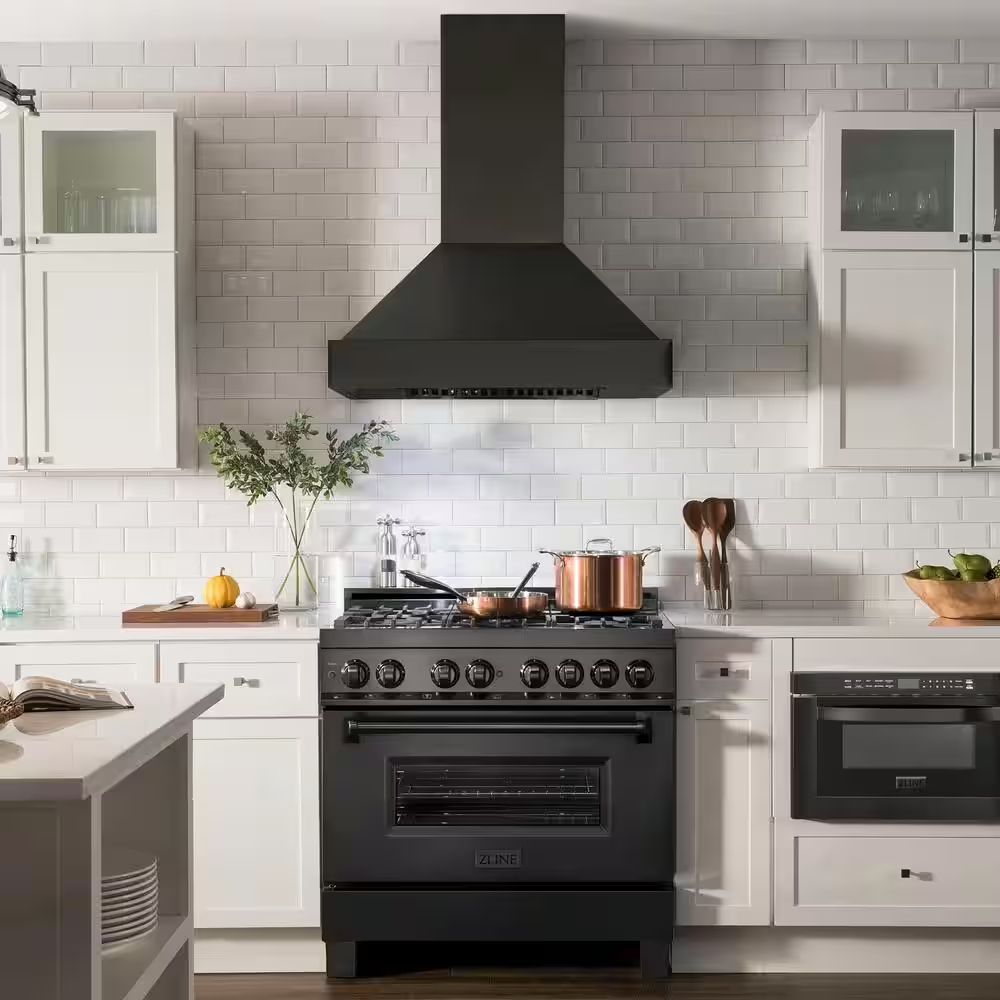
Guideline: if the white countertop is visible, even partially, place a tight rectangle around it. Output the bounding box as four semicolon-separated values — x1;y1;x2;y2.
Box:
0;683;223;801
0;613;322;643
663;607;1000;638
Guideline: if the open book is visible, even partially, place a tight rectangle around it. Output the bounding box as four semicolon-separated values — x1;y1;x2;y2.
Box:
0;676;133;712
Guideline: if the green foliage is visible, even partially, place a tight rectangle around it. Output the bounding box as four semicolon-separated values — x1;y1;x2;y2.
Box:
198;413;398;505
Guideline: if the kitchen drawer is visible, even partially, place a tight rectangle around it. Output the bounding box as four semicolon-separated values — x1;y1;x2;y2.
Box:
677;639;771;700
795;638;1000;672
0;643;156;686
159;641;317;718
780;834;1000;926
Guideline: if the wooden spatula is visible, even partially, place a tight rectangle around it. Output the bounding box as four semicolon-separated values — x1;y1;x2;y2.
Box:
681;500;710;597
702;498;727;596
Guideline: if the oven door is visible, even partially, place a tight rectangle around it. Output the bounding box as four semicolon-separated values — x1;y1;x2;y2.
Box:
322;706;673;884
793;697;1000;820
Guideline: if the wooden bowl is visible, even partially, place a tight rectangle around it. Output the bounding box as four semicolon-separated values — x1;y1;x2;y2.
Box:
903;571;1000;619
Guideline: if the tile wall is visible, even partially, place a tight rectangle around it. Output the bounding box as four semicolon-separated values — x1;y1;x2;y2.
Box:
3;37;1000;615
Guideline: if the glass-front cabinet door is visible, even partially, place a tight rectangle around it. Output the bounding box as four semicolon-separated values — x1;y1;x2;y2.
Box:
0;112;22;253
23;112;175;252
975;112;1000;248
821;111;974;251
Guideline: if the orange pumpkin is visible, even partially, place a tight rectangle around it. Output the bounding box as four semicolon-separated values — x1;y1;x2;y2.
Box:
204;567;240;608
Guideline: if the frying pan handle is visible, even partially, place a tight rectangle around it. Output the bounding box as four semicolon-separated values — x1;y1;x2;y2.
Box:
538;549;566;564
638;546;661;565
585;538;614;552
399;569;466;601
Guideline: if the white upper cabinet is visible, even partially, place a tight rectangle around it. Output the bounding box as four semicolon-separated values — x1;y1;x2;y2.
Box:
974;250;1000;464
0;113;22;253
24;252;178;470
23;112;175;253
0;255;24;470
975;112;1000;247
814;111;974;251
812;251;973;469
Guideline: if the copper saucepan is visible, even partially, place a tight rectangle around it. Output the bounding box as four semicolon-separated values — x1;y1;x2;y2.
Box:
539;538;661;614
399;564;549;619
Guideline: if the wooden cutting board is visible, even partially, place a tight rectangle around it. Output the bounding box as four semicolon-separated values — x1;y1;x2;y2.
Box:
122;603;279;624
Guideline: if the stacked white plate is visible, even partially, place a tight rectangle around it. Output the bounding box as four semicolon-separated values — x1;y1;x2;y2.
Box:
101;847;158;950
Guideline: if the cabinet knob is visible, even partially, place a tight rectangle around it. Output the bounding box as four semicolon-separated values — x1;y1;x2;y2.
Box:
679;706;692;716
232;676;260;688
980;234;994;243
1;237;16;247
959;233;971;243
37;456;53;464
958;453;972;462
29;236;49;245
983;453;995;462
6;457;22;466
900;868;931;881
719;666;730;677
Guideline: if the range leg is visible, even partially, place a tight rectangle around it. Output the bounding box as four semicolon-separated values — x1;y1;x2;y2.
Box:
640;940;671;979
327;940;358;978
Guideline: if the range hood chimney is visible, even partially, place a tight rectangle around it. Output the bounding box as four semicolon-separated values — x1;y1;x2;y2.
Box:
328;14;673;400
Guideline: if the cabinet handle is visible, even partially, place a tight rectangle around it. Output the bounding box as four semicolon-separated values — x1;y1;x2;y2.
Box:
37;456;53;464
900;868;932;881
959;453;972;462
980;234;994;243
679;706;691;716
232;676;260;688
29;236;49;245
719;666;730;677
70;678;97;685
983;453;996;462
6;457;22;466
1;237;16;247
959;233;971;243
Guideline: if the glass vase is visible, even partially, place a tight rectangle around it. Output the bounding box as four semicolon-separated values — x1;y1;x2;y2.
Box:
273;487;320;612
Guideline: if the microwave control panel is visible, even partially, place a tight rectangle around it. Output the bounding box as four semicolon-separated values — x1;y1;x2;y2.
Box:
840;676;974;692
792;673;1000;695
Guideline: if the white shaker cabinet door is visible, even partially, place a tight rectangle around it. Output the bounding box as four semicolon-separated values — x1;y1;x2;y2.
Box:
975;111;1000;245
23;111;175;253
820;110;974;251
192;718;320;929
675;699;772;927
0;254;24;471
813;250;973;469
974;250;1000;465
0;642;156;685
23;252;177;471
0;112;22;253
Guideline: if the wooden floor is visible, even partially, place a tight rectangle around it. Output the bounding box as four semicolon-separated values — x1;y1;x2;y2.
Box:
196;972;1000;1000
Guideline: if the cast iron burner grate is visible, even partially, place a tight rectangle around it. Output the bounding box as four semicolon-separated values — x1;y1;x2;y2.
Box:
337;603;662;630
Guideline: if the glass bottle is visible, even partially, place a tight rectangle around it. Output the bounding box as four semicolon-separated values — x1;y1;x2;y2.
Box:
1;534;24;616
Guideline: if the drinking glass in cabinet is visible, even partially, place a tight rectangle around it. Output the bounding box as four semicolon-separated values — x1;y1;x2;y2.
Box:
42;130;158;236
840;129;955;234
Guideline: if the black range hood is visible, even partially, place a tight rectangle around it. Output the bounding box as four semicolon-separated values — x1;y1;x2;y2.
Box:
328;14;672;400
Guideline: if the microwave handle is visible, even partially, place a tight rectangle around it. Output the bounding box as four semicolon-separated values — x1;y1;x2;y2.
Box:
818;706;1000;723
345;718;652;742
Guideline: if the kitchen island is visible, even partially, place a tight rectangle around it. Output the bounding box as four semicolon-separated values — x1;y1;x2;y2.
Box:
0;683;223;1000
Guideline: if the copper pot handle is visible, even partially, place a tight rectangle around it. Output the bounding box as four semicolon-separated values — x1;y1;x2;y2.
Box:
638;546;661;565
538;549;565;564
585;538;614;552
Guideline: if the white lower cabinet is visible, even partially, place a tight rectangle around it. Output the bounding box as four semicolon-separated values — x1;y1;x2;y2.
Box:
0;254;24;470
675;699;772;926
0;642;156;685
776;831;1000;926
192;717;320;929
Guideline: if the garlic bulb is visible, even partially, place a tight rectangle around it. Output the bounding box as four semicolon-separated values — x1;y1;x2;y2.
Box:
235;592;257;609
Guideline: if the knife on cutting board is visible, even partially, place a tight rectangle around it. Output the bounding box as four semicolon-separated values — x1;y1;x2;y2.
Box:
153;595;195;613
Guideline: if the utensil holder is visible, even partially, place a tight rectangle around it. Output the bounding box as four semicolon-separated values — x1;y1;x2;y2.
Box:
696;561;733;611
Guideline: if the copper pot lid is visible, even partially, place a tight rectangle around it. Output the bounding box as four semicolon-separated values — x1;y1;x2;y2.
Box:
540;538;661;558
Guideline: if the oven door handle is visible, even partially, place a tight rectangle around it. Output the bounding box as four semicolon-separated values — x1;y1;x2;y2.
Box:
345;719;652;742
817;706;1000;723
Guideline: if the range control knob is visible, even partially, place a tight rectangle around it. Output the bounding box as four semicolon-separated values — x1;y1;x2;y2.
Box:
431;658;460;689
555;658;584;689
376;659;405;689
625;659;654;689
591;659;619;689
520;658;549;689
340;658;370;689
466;659;495;689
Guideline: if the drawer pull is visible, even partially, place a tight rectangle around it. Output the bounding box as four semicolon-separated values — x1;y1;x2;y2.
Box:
232;676;260;688
900;868;932;881
71;678;97;685
719;666;729;677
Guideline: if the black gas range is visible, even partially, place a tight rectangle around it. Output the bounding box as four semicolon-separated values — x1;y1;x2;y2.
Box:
319;588;676;980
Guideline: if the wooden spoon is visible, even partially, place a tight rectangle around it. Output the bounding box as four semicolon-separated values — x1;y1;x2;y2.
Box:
702;498;727;595
682;500;710;595
719;499;736;610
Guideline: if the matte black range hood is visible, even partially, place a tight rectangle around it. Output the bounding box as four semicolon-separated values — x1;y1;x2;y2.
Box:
328;14;672;400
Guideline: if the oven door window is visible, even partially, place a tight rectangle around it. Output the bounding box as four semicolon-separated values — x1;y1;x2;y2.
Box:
393;759;603;827
815;705;999;798
842;722;976;770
